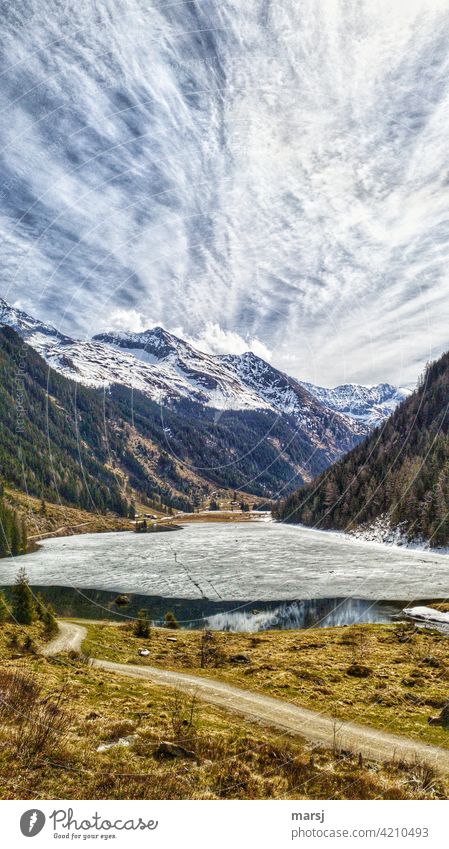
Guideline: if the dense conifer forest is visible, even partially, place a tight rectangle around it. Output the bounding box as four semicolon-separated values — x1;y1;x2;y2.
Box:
275;351;449;547
0;482;27;557
0;326;129;516
0;326;329;556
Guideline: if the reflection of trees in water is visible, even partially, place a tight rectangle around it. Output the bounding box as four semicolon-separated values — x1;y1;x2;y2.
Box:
206;598;400;633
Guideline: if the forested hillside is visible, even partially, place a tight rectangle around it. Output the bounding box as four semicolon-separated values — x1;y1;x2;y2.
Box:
0;327;332;530
0;482;27;557
275;351;449;547
0;326;130;516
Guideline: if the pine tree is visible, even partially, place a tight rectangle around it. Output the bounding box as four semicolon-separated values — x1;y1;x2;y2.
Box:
39;495;47;517
12;567;35;625
10;514;22;556
20;517;27;554
34;592;47;620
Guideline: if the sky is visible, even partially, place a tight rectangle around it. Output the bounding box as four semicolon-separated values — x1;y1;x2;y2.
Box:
1;0;449;387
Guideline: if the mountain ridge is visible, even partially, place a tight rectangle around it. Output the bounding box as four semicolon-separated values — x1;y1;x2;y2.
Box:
0;298;409;500
0;298;406;433
275;348;449;547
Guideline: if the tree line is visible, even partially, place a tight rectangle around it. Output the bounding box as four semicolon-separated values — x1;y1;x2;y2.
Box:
0;482;27;557
0;567;57;636
275;350;449;547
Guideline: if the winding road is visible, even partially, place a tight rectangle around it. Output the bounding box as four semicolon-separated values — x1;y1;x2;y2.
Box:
43;621;449;773
41;620;88;655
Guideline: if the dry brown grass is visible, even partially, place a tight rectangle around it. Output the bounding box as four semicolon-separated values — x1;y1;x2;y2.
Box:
5;487;131;541
0;620;448;800
83;620;449;749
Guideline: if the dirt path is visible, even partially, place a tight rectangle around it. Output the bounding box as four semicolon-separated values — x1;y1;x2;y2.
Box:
28;521;95;540
41;621;87;655
92;658;449;772
43;622;449;772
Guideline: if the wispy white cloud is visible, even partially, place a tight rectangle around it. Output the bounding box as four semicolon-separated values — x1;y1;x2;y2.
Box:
99;307;153;335
173;321;273;360
1;0;449;386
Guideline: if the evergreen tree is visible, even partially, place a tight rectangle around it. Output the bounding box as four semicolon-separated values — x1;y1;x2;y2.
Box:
42;606;58;638
10;514;22;556
34;592;47;620
12;567;35;625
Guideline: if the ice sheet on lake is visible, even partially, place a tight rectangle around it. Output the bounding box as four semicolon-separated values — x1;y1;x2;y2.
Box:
5;523;449;602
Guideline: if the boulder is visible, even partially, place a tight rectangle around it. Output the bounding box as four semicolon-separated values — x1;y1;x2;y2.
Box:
154;740;196;760
346;663;372;678
428;702;449;728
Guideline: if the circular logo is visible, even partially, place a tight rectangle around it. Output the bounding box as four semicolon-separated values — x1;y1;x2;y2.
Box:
20;810;46;837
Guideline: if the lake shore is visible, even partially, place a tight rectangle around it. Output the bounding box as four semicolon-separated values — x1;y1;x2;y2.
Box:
8;521;449;604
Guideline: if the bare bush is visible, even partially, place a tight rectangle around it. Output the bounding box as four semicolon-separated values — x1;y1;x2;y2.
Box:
169;691;198;748
199;631;224;668
16;691;70;758
0;669;70;759
0;669;40;720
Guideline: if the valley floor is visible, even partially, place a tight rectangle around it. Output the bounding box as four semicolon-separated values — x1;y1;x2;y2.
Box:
47;622;448;771
82;620;449;751
1;618;449;800
4;488;266;549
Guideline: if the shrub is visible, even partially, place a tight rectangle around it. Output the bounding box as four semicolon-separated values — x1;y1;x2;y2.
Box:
164;611;180;630
134;609;151;638
22;634;36;654
114;594;130;607
0;669;70;759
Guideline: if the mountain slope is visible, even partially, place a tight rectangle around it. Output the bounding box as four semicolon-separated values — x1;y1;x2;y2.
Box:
0;325;129;515
0;299;372;478
0;298;409;500
299;382;409;427
0;325;343;511
275;351;449;547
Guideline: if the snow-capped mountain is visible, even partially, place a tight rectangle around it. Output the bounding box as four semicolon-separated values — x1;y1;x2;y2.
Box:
91;331;367;454
0;300;271;412
93;329;407;433
92;327;274;412
300;381;410;427
0;298;405;462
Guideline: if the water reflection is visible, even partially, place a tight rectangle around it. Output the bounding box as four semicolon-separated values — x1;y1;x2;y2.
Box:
205;597;400;632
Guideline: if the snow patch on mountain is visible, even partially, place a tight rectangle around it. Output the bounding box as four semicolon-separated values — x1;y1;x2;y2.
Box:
300;381;410;427
0;298;406;459
348;514;432;550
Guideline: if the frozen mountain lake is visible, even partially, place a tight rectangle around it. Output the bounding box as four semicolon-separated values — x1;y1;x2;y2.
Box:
4;521;449;603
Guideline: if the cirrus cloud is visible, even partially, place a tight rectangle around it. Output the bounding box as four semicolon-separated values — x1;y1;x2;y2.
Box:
1;1;449;386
